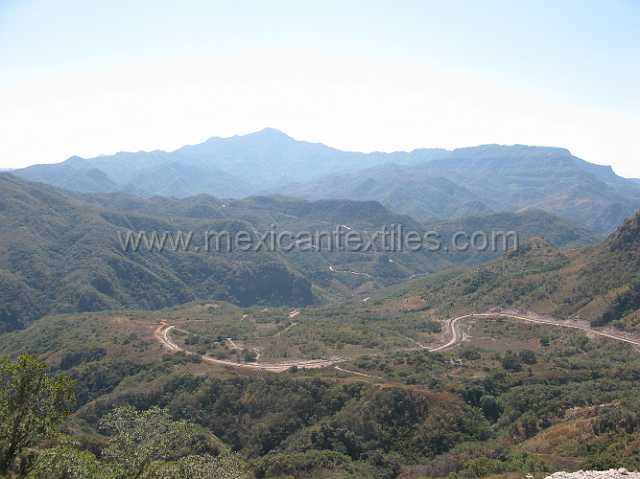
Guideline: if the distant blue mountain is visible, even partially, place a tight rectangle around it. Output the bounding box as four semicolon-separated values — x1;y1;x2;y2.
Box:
12;129;640;233
283;143;640;233
14;128;447;197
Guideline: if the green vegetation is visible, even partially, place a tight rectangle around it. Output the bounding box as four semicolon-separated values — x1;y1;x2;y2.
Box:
2;173;603;334
0;354;74;474
2;292;640;478
394;212;640;333
0;355;248;478
0;174;319;332
26;406;249;479
2;166;640;477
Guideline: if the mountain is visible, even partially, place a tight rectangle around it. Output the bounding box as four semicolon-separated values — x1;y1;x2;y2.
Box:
402;207;640;332
13;128;448;197
0;174;315;332
0;173;600;333
425;209;596;246
74;193;597;287
288;145;640;233
283;163;494;220
13;132;639;233
0;173;452;332
418;145;640;233
1;208;639;478
422;209;597;266
13;163;120;193
79;192;424;231
173;128;449;192
2;169;639;478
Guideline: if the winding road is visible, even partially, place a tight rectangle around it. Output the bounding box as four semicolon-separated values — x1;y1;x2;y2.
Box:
428;312;640;353
155;323;344;373
154;311;640;375
329;265;373;278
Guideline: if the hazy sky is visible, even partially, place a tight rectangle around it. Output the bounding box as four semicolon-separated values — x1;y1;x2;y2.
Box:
1;0;639;176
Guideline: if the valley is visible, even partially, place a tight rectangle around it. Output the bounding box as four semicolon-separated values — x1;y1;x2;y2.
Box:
3;4;639;477
0;172;600;333
4;270;640;477
152;310;640;375
2;137;640;479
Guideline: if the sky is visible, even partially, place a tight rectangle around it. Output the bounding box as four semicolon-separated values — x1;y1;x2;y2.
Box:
1;0;639;176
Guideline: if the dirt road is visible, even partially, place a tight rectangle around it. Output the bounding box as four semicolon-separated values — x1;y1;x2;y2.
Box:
155;323;343;373
154;311;640;375
427;312;640;352
329;265;373;278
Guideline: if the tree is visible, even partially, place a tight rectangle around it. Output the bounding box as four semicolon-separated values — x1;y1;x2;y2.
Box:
518;350;537;365
26;406;248;479
99;405;247;479
501;353;523;372
27;443;111;479
479;395;502;422
462;385;485;407
242;350;258;363
0;354;74;474
142;454;249;479
100;406;197;478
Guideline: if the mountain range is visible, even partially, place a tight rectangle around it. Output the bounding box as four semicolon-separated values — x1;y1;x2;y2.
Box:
284;144;640;233
3;175;640;478
0;173;596;333
14;128;447;197
13;129;640;234
4;131;640;478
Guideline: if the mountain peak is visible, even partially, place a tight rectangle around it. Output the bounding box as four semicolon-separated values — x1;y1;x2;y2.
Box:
203;127;293;145
248;127;293;140
256;127;288;135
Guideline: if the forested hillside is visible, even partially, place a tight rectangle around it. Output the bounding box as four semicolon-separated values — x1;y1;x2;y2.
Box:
1;172;603;333
0;172;604;333
402;208;640;332
0;174;312;332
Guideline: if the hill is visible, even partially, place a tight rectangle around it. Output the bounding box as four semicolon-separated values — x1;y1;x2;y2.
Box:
0;174;600;333
284;164;493;220
0;174;314;332
397;208;640;332
0;174;454;332
425;209;596;247
422;209;597;266
10;163;120;193
287;145;640;233
3;263;640;477
0;191;639;478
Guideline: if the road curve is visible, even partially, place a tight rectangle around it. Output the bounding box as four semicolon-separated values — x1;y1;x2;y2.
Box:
153;312;640;375
329;265;373;278
154;323;344;373
427;312;640;352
